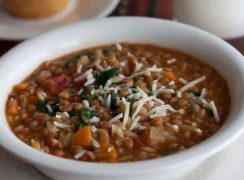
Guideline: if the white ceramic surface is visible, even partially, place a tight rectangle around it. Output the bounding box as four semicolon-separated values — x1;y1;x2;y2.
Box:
0;0;120;40
0;17;244;180
173;0;244;39
1;136;244;180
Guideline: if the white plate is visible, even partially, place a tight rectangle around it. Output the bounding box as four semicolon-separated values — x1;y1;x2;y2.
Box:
1;136;243;180
0;0;120;40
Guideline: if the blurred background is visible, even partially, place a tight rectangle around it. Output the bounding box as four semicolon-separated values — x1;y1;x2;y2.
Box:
0;0;243;54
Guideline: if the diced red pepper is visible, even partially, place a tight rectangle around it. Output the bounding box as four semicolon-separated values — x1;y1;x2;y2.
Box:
69;95;82;103
133;138;144;149
43;75;70;95
73;79;86;90
45;135;58;148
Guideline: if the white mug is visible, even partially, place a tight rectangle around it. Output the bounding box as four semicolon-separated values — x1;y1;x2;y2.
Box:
173;0;244;39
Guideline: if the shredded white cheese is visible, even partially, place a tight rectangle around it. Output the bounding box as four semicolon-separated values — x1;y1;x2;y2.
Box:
201;98;208;106
168;81;175;86
129;65;162;78
120;61;126;67
156;86;165;94
113;87;119;94
90;106;96;111
129;70;150;78
150;112;165;119
167;58;177;64
105;66;112;70
84;78;95;87
137;124;147;130
55;114;62;119
91;138;100;148
178;77;188;85
76;64;83;73
73;69;93;82
55;112;70;121
134;62;143;72
180;76;206;91
130;116;141;131
180;125;202;134
46;105;52;113
176;91;182;98
78;88;83;95
132;96;155;119
149;104;181;119
104;79;112;87
98;96;105;105
53;121;71;129
127;92;142;100
147;65;163;72
37;92;47;101
158;88;175;94
148;101;155;108
199;88;207;99
122;101;131;128
94;59;105;71
82;100;90;108
152;80;158;94
153;97;165;105
106;94;111;108
121;97;127;105
90;116;100;123
74;150;87;159
136;87;148;99
115;96;120;106
115;43;123;51
109;113;123;123
87;73;93;80
90;125;97;132
91;89;95;95
209;101;220;122
112;124;124;137
111;74;125;83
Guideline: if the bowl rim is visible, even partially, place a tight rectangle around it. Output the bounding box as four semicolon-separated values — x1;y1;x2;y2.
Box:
0;17;244;176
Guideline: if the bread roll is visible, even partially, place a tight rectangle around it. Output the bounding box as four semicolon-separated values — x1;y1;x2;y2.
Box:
4;0;69;19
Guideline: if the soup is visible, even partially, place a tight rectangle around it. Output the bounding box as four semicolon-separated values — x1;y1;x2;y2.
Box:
6;43;230;162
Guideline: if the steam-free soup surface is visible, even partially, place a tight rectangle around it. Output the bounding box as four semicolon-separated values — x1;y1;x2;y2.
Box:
6;43;230;162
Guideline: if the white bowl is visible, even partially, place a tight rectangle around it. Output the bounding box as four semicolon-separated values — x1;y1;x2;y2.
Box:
173;0;244;39
0;17;244;180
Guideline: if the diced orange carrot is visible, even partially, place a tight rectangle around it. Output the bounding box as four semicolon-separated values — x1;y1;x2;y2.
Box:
71;126;92;147
7;99;20;115
165;71;177;81
95;143;118;160
13;83;29;92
